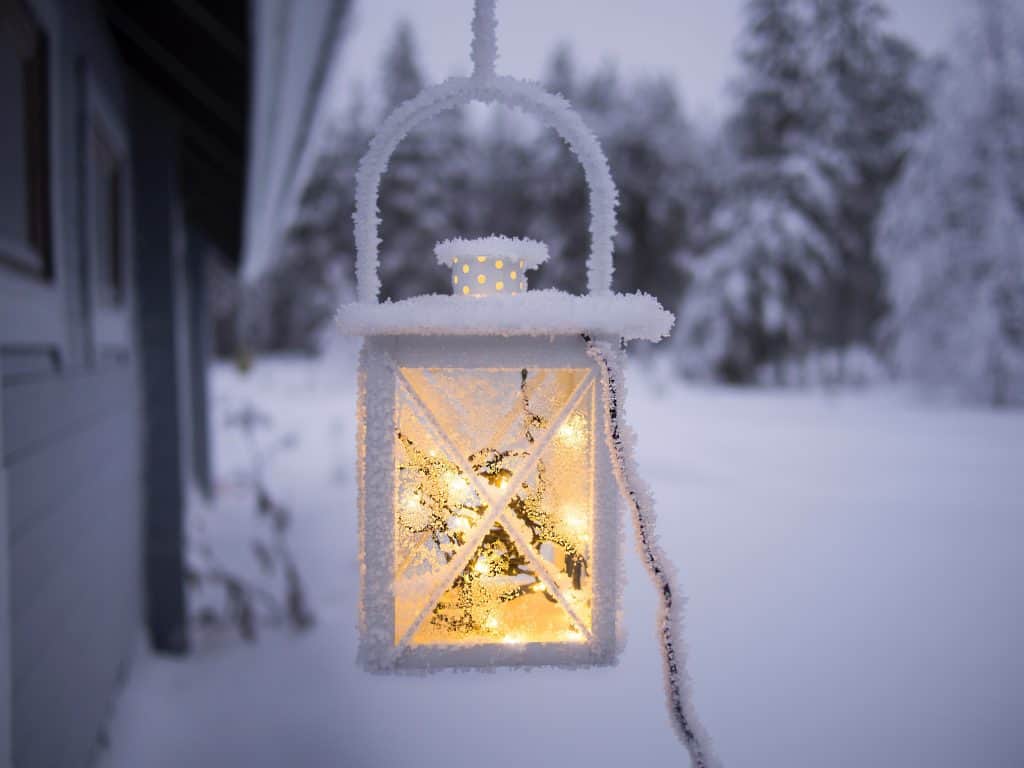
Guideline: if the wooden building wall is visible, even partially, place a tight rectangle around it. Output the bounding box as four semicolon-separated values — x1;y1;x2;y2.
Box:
0;0;207;765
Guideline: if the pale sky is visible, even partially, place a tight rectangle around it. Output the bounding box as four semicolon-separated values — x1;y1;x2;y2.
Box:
328;0;966;126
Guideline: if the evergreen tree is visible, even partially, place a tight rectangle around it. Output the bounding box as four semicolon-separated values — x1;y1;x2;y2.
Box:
534;47;711;310
676;0;831;382
879;0;1024;405
676;0;924;383
377;21;470;300
806;0;926;355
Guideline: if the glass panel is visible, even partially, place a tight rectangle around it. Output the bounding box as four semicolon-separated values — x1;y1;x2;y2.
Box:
393;384;490;641
395;366;594;648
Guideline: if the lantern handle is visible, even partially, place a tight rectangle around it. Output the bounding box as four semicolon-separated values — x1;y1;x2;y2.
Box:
353;78;619;303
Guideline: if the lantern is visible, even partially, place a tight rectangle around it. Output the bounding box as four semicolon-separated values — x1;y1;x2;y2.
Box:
338;2;673;673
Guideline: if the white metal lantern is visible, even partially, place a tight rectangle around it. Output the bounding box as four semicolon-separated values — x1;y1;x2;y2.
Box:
338;5;719;764
337;2;675;673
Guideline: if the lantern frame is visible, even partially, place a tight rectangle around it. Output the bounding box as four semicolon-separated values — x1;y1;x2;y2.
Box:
358;334;623;671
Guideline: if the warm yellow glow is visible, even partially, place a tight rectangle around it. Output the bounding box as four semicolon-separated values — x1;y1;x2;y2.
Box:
495;281;504;291
462;264;470;274
495;259;504;269
565;513;586;531
446;471;469;498
564;506;589;541
519;260;525;268
462;286;470;295
477;274;486;285
394;366;596;649
556;412;588;447
453;275;459;285
510;271;517;279
477;255;487;263
452;257;459;263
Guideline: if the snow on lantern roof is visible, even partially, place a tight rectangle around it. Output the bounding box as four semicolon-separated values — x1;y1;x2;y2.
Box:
336;289;674;341
434;236;550;269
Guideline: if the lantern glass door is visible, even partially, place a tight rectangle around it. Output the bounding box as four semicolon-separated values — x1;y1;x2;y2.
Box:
394;365;595;647
359;336;619;669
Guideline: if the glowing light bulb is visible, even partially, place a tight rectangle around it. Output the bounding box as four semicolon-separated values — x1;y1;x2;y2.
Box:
473;558;489;575
501;634;523;645
561;629;585;643
556;413;587;448
564;508;589;542
484;616;499;630
531;582;546;592
446;472;469;498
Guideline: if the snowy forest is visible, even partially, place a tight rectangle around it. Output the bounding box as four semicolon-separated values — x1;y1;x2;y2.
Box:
221;0;1024;407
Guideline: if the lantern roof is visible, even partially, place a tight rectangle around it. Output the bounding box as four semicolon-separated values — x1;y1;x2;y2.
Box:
336;290;673;342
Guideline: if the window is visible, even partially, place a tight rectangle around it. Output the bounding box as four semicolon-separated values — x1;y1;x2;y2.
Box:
91;124;124;305
85;72;131;352
0;0;51;277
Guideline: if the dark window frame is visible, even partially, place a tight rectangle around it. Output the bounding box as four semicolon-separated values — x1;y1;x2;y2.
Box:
84;68;133;353
90;121;126;306
0;0;52;279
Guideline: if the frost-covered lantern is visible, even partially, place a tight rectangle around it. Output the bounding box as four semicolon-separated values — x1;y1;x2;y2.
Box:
338;2;673;672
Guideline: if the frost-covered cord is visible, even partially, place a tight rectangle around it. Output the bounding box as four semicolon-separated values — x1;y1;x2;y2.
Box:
584;334;719;768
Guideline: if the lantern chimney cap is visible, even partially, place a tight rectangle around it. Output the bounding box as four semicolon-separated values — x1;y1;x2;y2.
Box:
434;236;549;269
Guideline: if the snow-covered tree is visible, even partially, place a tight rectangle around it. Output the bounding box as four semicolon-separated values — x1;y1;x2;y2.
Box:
676;0;832;382
806;0;926;353
532;47;714;311
377;21;471;301
879;0;1024;405
676;0;924;383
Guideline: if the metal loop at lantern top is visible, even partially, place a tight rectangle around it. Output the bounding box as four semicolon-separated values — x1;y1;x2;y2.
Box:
350;0;624;303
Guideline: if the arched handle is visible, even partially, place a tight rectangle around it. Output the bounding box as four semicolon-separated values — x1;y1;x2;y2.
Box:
353;74;619;303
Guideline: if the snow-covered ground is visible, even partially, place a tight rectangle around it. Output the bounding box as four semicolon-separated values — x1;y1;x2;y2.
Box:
98;348;1024;768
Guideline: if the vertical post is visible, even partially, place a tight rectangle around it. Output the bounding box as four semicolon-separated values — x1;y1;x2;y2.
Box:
186;227;213;497
129;77;187;654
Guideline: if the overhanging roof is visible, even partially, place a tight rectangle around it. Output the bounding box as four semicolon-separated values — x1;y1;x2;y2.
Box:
103;0;251;261
241;0;351;281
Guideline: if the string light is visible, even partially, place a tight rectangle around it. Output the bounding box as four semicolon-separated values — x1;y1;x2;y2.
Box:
556;412;587;448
